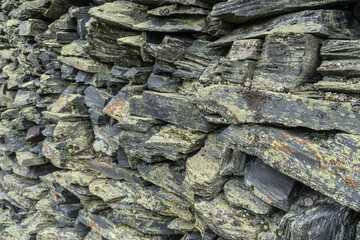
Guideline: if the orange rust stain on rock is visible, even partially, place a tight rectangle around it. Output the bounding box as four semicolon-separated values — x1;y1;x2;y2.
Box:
289;149;295;153
169;198;180;205
280;133;289;138
257;190;274;202
345;178;359;187
267;138;273;143
320;165;327;170
89;221;101;231
274;143;290;155
278;142;288;148
308;149;317;154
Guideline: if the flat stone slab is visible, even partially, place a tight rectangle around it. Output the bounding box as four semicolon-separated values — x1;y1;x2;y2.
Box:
211;10;360;47
224;178;273;215
142;91;213;132
196;85;360;134
318;59;360;77
253;33;321;92
89;1;148;30
58;56;110;73
220;124;360;212
211;0;359;24
245;158;296;211
321;40;360;59
134;17;207;33
195;194;269;240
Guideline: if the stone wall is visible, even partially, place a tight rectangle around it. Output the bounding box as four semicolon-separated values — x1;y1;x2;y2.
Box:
0;0;360;239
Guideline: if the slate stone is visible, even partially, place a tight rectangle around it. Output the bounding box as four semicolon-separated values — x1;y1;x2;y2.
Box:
314;81;360;93
148;75;177;93
85;19;143;66
321;40;360;60
121;181;174;216
19;19;49;37
123;67;153;84
58;56;110;73
278;201;359;240
142;91;213;132
85;160;145;184
145;125;206;161
9;0;48;20
318;59;360;77
37;75;70;95
212;10;360;47
144;36;192;64
220;124;360;212
148;5;209;17
110;208;182;235
137;162;192;200
89;1;149;29
16;151;48;167
37;227;82;240
134;17;207;33
118;116;162;133
211;0;359;24
103;91;131;121
194;194;269;240
56;32;80;44
224;178;273;215
88;179;128;202
5;130;28;152
196;85;360;134
245;158;297;211
252;33;322;92
78;209;165;240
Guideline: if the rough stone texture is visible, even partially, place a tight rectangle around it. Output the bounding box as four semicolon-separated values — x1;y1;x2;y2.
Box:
0;0;359;239
211;0;359;24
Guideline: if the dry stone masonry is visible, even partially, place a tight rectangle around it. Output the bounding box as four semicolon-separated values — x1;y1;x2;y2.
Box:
0;0;360;239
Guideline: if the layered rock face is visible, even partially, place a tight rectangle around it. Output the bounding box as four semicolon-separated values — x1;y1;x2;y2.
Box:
0;0;360;239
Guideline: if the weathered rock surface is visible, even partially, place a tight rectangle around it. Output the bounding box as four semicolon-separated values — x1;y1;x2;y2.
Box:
196;85;360;134
211;0;359;24
0;0;360;239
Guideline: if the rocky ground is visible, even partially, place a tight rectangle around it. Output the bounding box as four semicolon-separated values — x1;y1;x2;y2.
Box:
0;0;360;239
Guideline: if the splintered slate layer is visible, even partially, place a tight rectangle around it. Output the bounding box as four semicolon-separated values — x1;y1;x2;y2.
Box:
58;56;110;73
245;159;296;211
194;194;267;240
196;85;360;134
211;10;360;47
321;40;360;59
134;17;207;33
252;33;321;92
137;162;192;200
148;5;209;16
110;208;182;235
211;0;359;24
103;91;131;121
224;178;272;215
184;133;228;198
279;201;358;240
220;124;360;212
19;19;49;36
318;60;360;77
142;91;213;132
89;1;149;29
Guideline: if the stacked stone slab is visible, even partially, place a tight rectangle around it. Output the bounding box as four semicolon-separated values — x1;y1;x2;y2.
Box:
0;0;359;239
